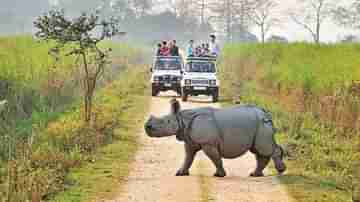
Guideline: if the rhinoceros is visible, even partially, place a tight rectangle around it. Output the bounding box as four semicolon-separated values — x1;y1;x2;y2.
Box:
144;99;286;177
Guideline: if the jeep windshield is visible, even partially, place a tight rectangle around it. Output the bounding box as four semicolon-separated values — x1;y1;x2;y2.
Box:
185;62;216;73
154;57;182;70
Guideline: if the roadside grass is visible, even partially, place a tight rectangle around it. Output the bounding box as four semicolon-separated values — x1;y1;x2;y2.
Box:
2;66;149;202
50;67;149;201
219;43;360;202
0;35;150;201
0;36;144;163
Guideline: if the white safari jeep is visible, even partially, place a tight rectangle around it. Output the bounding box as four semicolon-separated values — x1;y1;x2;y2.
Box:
151;56;183;96
181;57;219;102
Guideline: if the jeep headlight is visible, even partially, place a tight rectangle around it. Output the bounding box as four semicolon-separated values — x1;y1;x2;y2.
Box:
185;79;191;85
210;80;217;86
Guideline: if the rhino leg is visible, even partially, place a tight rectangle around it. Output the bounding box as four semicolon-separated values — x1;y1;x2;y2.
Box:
176;144;199;176
272;145;286;174
250;154;270;177
202;145;226;177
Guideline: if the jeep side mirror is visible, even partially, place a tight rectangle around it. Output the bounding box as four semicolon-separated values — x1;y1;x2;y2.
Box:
150;68;153;73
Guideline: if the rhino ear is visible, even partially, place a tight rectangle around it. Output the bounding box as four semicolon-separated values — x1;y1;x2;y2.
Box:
170;98;181;114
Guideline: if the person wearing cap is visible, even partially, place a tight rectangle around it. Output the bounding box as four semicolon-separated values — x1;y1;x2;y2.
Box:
209;35;220;57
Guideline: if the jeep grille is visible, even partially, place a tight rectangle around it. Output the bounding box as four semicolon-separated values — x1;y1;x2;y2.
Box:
192;80;209;85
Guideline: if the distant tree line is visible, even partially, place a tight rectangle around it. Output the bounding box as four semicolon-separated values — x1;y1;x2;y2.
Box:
1;0;360;43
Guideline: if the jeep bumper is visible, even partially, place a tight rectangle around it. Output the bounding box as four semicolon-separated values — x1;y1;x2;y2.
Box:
182;86;218;95
152;82;181;91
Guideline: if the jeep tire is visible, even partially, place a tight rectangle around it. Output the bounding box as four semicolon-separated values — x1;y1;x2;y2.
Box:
212;91;219;103
181;88;188;102
176;88;182;97
152;87;159;97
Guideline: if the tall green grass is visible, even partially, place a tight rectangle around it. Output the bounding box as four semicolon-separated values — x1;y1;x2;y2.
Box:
0;36;76;95
222;43;360;94
0;36;150;201
219;42;360;202
0;36;147;161
0;36;77;163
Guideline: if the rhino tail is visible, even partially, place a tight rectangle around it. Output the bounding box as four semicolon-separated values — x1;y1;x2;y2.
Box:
272;144;287;174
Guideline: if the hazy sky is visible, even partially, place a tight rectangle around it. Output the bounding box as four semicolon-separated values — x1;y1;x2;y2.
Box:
259;0;357;42
157;0;358;42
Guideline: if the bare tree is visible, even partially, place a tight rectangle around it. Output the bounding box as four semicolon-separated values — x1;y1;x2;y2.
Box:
112;0;135;21
334;0;360;29
132;0;153;17
168;0;194;17
289;0;335;44
248;0;280;43
34;10;121;123
192;0;210;26
209;0;253;42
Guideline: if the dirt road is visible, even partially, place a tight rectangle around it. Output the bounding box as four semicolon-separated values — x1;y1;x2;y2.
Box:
112;93;293;202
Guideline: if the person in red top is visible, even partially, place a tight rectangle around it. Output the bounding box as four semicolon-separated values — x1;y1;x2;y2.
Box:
159;41;170;56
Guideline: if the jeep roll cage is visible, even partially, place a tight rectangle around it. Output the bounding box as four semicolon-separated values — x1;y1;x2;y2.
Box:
151;56;184;71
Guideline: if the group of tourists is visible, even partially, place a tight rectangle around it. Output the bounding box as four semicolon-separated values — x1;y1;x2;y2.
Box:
156;40;180;57
187;35;220;57
187;35;220;58
155;35;220;58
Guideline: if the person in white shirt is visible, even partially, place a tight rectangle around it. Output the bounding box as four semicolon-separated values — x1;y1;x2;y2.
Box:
209;34;220;57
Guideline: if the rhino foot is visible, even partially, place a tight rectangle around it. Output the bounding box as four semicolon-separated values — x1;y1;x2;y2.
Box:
276;163;287;175
250;172;264;177
176;170;190;176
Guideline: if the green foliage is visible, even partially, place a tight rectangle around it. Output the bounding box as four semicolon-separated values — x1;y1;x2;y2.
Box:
50;67;149;202
222;43;360;94
0;36;77;162
219;43;360;202
0;35;148;201
34;9;122;122
2;66;149;202
0;36;74;87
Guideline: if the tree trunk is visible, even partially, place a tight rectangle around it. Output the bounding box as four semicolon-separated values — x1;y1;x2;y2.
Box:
261;25;265;44
84;79;96;123
315;9;321;44
200;0;205;25
316;22;320;44
84;94;92;123
226;0;232;43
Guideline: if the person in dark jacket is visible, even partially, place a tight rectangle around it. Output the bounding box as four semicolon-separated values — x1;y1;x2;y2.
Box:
156;43;162;56
170;40;180;56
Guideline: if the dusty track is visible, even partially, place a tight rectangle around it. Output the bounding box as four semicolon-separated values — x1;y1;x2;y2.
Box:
112;93;293;202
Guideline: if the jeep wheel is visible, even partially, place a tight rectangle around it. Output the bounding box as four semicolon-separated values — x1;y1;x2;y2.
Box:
181;89;188;102
212;91;219;103
152;87;159;97
176;88;182;97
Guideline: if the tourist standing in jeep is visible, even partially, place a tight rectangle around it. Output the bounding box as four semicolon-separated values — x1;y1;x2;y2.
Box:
170;40;180;56
209;35;220;57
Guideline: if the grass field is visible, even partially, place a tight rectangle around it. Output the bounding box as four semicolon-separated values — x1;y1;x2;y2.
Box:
219;43;360;202
49;67;149;202
0;36;150;201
